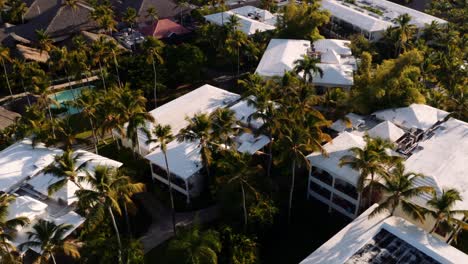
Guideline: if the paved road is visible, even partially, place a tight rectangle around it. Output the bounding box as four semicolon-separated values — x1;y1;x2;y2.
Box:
136;192;219;253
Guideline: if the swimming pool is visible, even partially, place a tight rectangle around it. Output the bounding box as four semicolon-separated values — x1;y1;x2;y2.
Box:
49;86;94;114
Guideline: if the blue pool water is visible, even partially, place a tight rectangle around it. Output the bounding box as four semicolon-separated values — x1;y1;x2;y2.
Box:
49;86;94;114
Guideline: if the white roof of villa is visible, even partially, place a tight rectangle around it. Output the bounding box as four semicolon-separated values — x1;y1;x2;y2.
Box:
13;210;85;254
255;39;311;77
129;84;240;155
321;0;446;33
7;195;48;222
204;6;276;35
330;113;366;132
145;140;202;180
406;118;468;210
301;204;468;264
229;97;263;129
373;104;449;131
145;96;271;179
26;149;123;205
0;139;62;193
367;120;405;142
313;39;352;56
307;132;365;185
256;38;356;87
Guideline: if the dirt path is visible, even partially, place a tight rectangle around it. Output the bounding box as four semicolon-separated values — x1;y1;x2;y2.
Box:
136;192;219;253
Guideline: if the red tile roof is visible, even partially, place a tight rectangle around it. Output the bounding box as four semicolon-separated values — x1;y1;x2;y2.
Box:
140;19;190;39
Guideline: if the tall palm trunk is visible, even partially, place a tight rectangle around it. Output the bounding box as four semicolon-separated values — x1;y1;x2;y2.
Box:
108;206;122;264
368;172;375;207
21;79;31;106
2;59;12;97
430;219;440;234
89;118;99;154
112;51;122;88
47;105;56;138
50;252;57;264
241;182;247;229
98;61;107;91
164;151;177;235
266;136;273;178
288;159;296;224
152;59;157;108
123;202;131;236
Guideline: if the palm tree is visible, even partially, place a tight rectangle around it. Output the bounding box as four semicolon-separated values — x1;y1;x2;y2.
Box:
35;29;54;55
19;219;80;264
115;86;155;155
123;7;138;29
145;6;159;23
41;150;88;195
391;13;417;56
168;221;221;264
279;124;327;224
226;29;248;79
178;113;215;179
369;162;434;221
12;59;31;106
217;150;260;228
71;89;100;153
76;166;144;264
0;194;30;263
293;55;323;83
142;37;165;108
211;108;239;148
0;46;13;96
425;189;468;235
339;136;397;208
145;124;177;234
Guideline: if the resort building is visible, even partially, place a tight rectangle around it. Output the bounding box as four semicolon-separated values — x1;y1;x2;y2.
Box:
140;19;191;40
255;38;357;89
300;204;468;264
204;6;277;36
307;104;465;227
0;139;121;256
141;85;269;202
321;0;447;41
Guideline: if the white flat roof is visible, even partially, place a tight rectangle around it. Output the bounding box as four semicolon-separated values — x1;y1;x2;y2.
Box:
26;149;123;205
204;6;276;35
406;118;468;210
301;204;468;264
321;0;446;33
373;104;449;130
255;39;311;77
229;97;263;129
367;120;405;142
307;132;365;185
313;39;352;56
13;210;85;254
255;38;356;86
145;140;202;180
131;84;240;155
330;113;366;132
0;139;62;193
7;195;48;223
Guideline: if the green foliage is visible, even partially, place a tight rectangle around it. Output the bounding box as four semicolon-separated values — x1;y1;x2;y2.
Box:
351;50;426;114
168;222;222;264
164;44;207;85
276;1;330;40
220;227;259;264
427;0;467;34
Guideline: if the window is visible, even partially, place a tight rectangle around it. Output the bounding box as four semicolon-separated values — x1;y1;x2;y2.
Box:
310;181;331;200
332;194;356;214
151;164;166;176
334;178;358;200
152;163;187;190
312;168;333;185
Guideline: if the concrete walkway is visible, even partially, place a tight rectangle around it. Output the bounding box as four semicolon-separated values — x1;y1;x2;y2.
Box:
136;192;219;253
